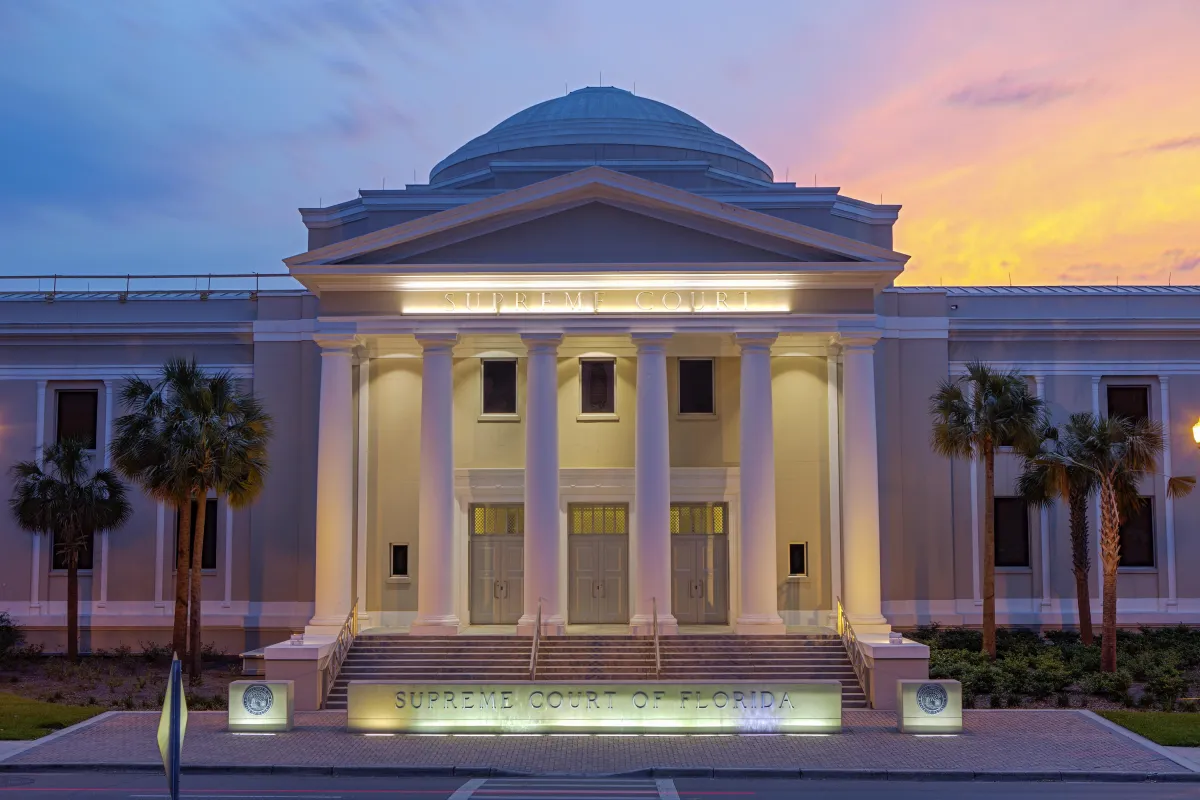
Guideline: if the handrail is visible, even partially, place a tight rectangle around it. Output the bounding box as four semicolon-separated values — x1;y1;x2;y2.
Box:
652;597;661;678
528;598;543;680
836;596;871;702
320;597;360;705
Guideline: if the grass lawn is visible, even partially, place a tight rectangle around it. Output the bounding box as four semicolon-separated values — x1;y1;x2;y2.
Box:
0;692;104;740
1099;711;1200;747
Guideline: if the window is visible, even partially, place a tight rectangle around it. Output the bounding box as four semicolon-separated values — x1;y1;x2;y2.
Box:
580;360;615;415
390;544;409;578
51;530;93;571
788;543;808;577
56;390;98;448
481;360;517;415
175;498;218;571
469;503;524;536
670;502;727;534
993;497;1030;568
1119;497;1155;568
678;359;715;415
568;504;629;535
1107;386;1150;424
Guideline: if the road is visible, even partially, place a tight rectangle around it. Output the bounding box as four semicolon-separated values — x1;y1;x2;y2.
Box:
0;773;1198;799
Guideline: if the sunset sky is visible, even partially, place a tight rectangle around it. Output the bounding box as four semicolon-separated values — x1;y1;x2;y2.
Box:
2;1;1198;285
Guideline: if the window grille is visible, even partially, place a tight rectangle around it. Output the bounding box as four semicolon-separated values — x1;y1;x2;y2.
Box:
568;504;629;535
469;504;524;535
669;502;727;534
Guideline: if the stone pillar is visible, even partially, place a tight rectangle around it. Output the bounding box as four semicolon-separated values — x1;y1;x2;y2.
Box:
735;334;785;634
410;334;461;635
519;333;565;635
840;336;889;632
631;333;677;635
308;336;357;633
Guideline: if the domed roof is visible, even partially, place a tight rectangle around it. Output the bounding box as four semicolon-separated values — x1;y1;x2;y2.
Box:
429;87;772;185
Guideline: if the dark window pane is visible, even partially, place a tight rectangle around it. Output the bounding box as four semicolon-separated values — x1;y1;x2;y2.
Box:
175;498;218;571
56;391;98;448
789;543;807;576
482;360;517;415
1119;497;1154;567
52;530;93;571
994;498;1030;567
391;544;409;577
679;359;715;414
581;360;615;414
1107;386;1149;424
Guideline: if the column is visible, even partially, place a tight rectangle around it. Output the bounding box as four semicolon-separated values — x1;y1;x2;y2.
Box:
98;380;114;609
839;336;889;632
355;357;371;623
1035;375;1051;608
631;334;677;635
308;336;357;633
30;380;46;614
410;334;461;634
519;334;565;635
1160;376;1178;607
735;333;785;634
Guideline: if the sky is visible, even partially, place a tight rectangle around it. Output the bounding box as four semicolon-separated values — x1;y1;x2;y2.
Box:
1;0;1198;286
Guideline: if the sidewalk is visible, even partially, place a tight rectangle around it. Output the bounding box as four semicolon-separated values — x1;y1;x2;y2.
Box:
2;709;1196;780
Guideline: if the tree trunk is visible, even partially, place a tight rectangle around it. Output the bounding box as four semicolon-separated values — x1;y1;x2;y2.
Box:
982;445;997;660
1099;480;1121;672
66;547;79;663
1067;487;1094;645
188;497;207;679
172;499;192;662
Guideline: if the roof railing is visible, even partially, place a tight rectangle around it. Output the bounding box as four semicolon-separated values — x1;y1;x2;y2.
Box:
0;273;303;302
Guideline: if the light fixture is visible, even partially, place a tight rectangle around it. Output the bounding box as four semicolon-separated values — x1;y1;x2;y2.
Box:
1193;418;1200;445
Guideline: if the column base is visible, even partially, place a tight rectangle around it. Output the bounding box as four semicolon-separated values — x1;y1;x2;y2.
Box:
630;614;678;637
846;613;891;635
517;614;565;636
734;613;786;635
408;614;462;636
305;614;351;636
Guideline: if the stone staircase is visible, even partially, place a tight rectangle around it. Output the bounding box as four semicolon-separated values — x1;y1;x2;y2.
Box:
324;632;866;710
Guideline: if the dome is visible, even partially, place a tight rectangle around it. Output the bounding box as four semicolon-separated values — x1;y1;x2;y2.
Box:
429;87;773;185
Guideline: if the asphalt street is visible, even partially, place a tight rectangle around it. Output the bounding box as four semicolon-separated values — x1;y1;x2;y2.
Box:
0;774;1198;799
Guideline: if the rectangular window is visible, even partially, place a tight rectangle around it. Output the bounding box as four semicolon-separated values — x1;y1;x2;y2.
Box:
51;530;93;571
481;359;517;415
1119;497;1155;568
994;497;1030;568
1107;386;1150;424
390;544;409;578
175;497;218;571
580;359;616;414
678;359;715;415
789;543;808;577
568;503;629;535
468;503;524;536
670;502;727;534
56;390;98;448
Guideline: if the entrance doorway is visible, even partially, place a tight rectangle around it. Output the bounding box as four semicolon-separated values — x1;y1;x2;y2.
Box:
670;502;729;625
468;503;524;625
567;503;630;624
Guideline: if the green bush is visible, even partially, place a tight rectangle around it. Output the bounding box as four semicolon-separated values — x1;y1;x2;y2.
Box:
1145;667;1189;711
1096;669;1134;700
997;628;1045;656
0;613;23;658
1028;652;1074;697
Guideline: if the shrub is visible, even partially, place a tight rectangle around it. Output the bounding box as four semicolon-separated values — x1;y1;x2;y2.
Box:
140;641;171;663
1145;667;1189;711
1027;652;1074;697
936;627;984;652
1044;629;1081;646
0;613;24;658
1094;669;1133;700
1066;644;1102;675
929;649;988;682
997;628;1045;657
962;663;1002;697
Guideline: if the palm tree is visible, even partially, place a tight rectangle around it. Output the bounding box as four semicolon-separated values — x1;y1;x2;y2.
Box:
1016;414;1098;644
111;359;272;677
1036;414;1193;672
930;360;1044;659
10;439;131;661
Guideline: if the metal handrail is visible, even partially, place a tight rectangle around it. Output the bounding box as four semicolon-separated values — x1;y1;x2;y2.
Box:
528;598;543;680
320;597;360;704
0;272;303;302
836;596;871;701
652;597;661;678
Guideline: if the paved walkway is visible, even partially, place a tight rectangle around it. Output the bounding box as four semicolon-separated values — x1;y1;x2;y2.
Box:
2;710;1192;777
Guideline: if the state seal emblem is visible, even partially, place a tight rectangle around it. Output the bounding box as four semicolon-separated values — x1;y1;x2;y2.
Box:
242;684;274;716
915;683;949;715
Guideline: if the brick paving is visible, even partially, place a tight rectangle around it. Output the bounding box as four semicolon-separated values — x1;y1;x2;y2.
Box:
5;709;1190;776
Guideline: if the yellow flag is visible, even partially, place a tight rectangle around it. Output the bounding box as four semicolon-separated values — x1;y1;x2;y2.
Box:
156;655;187;798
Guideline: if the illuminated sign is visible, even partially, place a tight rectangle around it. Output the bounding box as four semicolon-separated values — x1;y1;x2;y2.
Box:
346;681;842;733
228;680;294;732
896;680;961;734
397;289;794;315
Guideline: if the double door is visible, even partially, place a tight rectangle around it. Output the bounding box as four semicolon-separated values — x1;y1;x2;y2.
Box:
567;503;630;624
468;504;524;625
670;502;730;625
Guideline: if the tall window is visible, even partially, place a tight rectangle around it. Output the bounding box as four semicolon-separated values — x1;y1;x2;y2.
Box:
481;359;517;415
1107;386;1150;424
788;543;808;577
678;359;715;415
390;544;409;578
1119;497;1155;568
993;497;1030;568
56;390;98;448
176;498;218;571
580;360;615;415
52;530;93;571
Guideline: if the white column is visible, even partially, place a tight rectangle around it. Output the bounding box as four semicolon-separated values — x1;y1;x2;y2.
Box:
519;334;565;635
1160;377;1177;607
356;357;371;623
735;333;785;634
826;352;843;625
307;336;357;633
1035;374;1051;607
154;502;166;610
222;502;234;609
839;336;889;632
1091;376;1102;598
631;333;677;635
98;380;114;609
30;380;46;614
410;334;461;634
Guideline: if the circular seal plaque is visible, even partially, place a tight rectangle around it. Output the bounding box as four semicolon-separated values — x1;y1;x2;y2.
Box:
242;684;275;716
915;683;949;715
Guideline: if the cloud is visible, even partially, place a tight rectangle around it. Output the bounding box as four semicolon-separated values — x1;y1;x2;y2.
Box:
946;74;1090;109
1126;134;1200;155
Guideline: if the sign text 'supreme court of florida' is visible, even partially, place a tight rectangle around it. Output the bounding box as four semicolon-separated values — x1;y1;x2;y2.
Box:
346;681;843;733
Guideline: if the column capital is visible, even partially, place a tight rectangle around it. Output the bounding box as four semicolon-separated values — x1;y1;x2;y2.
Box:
631;332;672;352
519;332;563;355
836;332;881;351
314;334;358;354
415;333;458;354
734;332;777;353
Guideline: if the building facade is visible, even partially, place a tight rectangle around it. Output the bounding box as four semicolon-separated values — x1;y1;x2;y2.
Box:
4;87;1200;651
